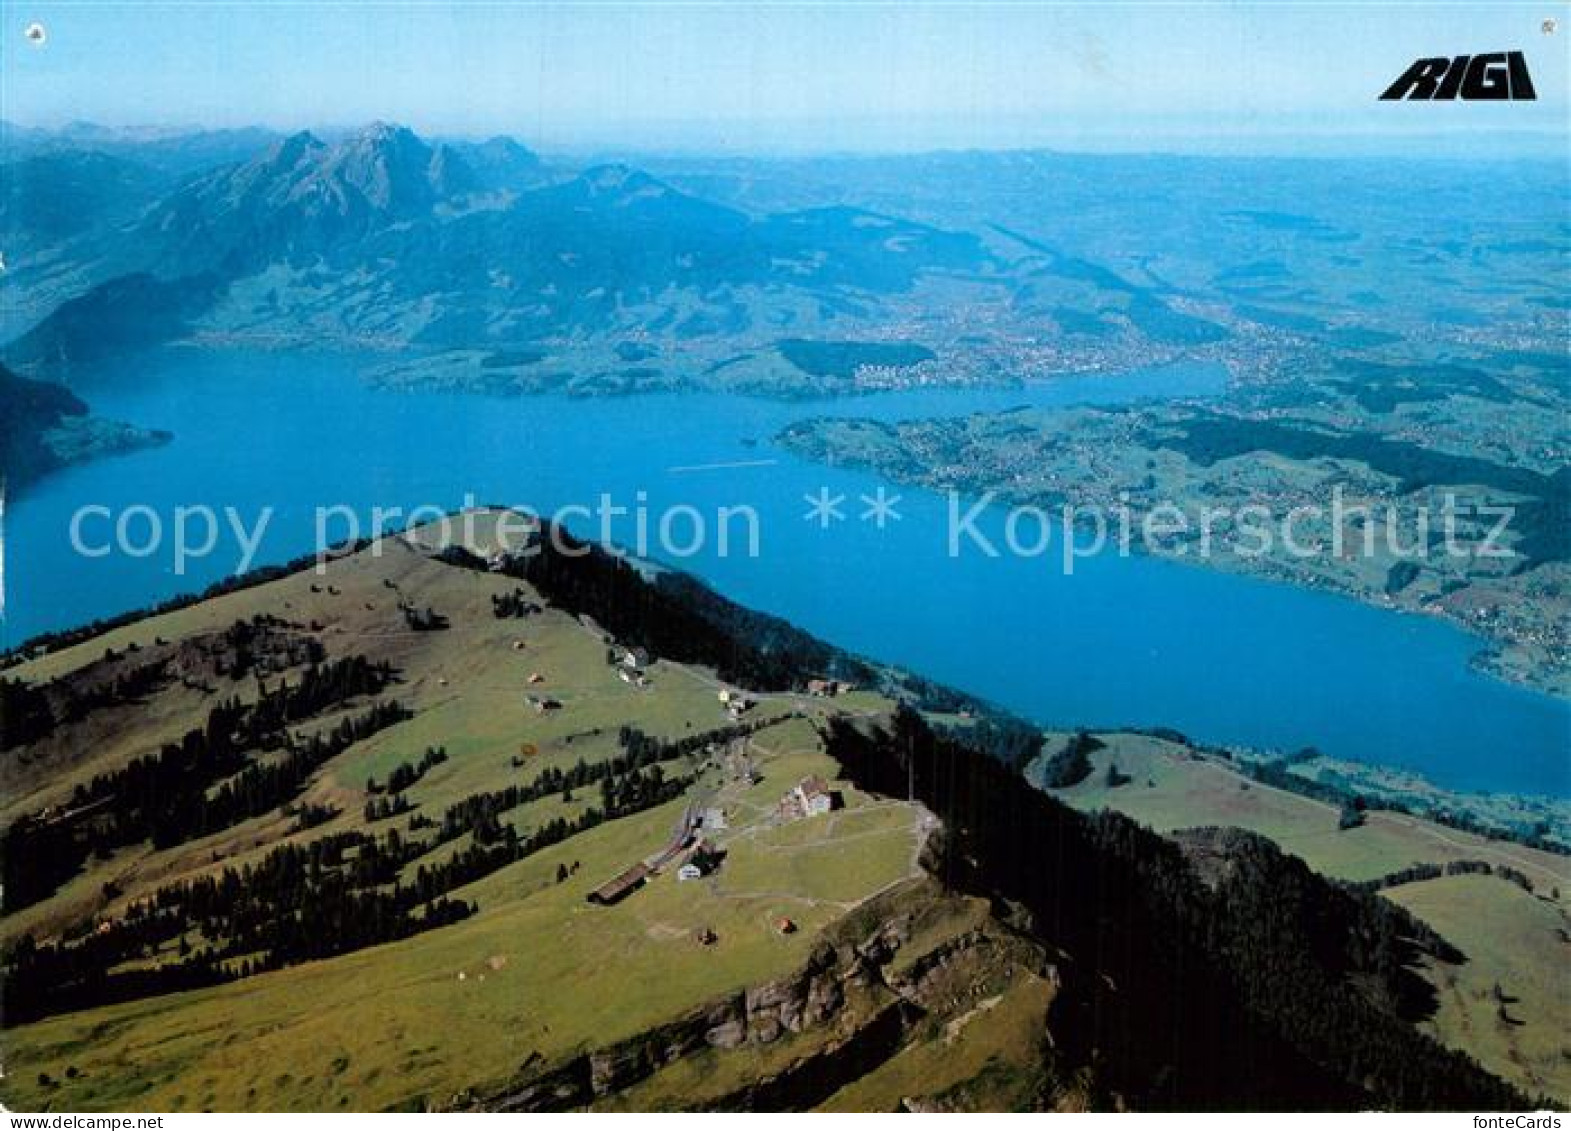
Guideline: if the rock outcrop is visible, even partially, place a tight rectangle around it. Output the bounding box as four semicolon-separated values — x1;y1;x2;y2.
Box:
477;889;1053;1112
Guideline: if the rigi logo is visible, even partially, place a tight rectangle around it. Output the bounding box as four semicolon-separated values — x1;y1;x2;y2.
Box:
1380;52;1537;100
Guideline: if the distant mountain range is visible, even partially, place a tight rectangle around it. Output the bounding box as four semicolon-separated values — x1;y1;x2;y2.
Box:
2;120;1271;406
0;120;284;179
4;120;1565;474
1;122;1010;390
5;121;1566;405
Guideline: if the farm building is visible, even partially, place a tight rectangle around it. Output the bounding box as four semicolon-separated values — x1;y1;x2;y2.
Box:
779;775;836;822
587;862;652;905
677;842;724;881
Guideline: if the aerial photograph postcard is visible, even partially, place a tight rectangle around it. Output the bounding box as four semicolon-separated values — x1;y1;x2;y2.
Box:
0;0;1566;1117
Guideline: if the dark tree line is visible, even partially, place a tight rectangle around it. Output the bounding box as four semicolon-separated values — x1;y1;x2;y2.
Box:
1035;730;1105;788
53;655;173;726
491;588;542;619
2;655;400;913
0;676;55;750
424;720;741;845
822;707;1534;1112
0;542;372;671
1;826;473;1024
368;745;449;796
934;716;1045;771
161;699;412;847
1345;858;1536;898
401;604;449;631
365;793;413;822
290;802;340;832
489;524;875;692
209;615;325;680
2;619;329;758
3;726;710;1024
445;519;1016;724
236;655;395;744
1243;755;1567;856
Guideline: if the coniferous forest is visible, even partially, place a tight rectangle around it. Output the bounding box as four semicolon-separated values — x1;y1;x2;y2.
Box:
3;720;756;1024
823;708;1535;1111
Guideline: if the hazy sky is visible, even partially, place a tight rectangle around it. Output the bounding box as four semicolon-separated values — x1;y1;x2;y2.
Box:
1;1;1565;153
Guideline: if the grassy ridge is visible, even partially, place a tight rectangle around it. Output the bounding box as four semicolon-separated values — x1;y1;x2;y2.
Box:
1040;730;1570;1102
2;519;933;1111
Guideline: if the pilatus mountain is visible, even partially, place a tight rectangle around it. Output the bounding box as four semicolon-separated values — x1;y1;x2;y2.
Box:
2;123;998;384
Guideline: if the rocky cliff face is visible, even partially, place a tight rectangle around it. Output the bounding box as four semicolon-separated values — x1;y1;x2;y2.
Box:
472;886;1054;1112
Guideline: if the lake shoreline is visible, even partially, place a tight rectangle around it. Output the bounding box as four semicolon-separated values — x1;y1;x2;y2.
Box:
777;412;1571;703
6;349;1565;797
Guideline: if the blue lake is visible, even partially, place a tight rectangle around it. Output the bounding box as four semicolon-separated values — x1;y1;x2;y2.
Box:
5;350;1568;797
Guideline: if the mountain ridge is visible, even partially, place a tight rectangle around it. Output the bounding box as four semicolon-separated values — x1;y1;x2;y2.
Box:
3;122;1002;390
